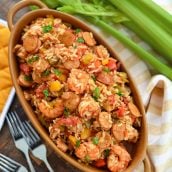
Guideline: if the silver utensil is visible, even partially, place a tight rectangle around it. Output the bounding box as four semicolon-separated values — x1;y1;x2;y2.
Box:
6;111;36;172
0;153;28;172
22;121;54;172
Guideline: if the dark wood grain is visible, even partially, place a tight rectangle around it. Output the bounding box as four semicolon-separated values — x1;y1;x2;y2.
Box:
0;1;80;171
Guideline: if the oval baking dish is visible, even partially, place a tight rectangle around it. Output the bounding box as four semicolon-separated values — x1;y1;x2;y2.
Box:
8;0;147;172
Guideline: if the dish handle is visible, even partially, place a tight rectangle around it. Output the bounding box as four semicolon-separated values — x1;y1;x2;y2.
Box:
7;0;48;31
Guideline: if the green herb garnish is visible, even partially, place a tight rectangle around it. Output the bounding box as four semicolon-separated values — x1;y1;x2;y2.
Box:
27;55;39;64
92;87;100;101
76;140;81;148
24;75;32;81
54;69;62;76
77;37;85;43
85;155;90;162
75;28;81;33
42;69;50;76
103;67;110;73
92;137;99;145
43;89;49;98
64;107;70;117
42;25;53;33
116;90;123;96
91;74;96;82
104;149;110;158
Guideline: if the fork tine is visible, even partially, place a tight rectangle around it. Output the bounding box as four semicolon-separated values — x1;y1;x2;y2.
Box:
13;111;24;131
0;153;20;172
6;111;23;139
22;121;41;149
26;121;40;141
6;112;19;139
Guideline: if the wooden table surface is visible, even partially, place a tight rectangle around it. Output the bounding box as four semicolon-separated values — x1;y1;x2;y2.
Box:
0;1;79;172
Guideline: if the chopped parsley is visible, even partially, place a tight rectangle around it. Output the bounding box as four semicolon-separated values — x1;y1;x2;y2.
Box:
92;87;100;101
24;75;32;81
43;89;49;98
27;55;39;64
75;28;81;33
54;69;62;76
116;90;123;96
77;37;85;43
104;149;110;158
85;155;90;162
92;137;99;145
64;107;70;117
42;69;50;76
91;74;96;82
42;25;53;33
103;67;110;73
75;140;81;148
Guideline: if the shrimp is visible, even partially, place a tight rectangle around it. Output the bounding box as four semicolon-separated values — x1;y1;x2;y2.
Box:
33;58;50;73
61;92;80;112
58;30;75;46
56;138;68;152
18;73;33;87
75;142;100;161
75;143;87;160
96;131;112;150
82;32;96;46
23;34;41;53
98;112;112;130
63;59;80;70
67;69;89;94
14;44;28;59
107;145;131;172
78;96;101;120
38;99;64;119
112;121;139;143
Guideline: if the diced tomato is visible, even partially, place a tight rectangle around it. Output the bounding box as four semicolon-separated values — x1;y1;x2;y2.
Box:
19;63;31;75
35;84;47;98
106;58;117;71
116;106;125;117
94;159;106;168
60;116;80;126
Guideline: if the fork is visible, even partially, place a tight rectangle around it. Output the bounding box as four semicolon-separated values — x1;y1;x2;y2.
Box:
0;153;28;172
6;111;36;172
21;121;54;172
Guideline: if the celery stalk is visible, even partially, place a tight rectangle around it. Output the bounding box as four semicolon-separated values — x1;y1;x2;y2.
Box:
108;0;172;63
90;18;172;80
124;21;169;59
129;0;172;35
140;0;172;27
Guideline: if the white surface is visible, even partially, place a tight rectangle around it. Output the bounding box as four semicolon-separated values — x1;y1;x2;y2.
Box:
0;19;15;131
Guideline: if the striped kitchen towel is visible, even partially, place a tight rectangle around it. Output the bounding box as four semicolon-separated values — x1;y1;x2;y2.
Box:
90;0;172;171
